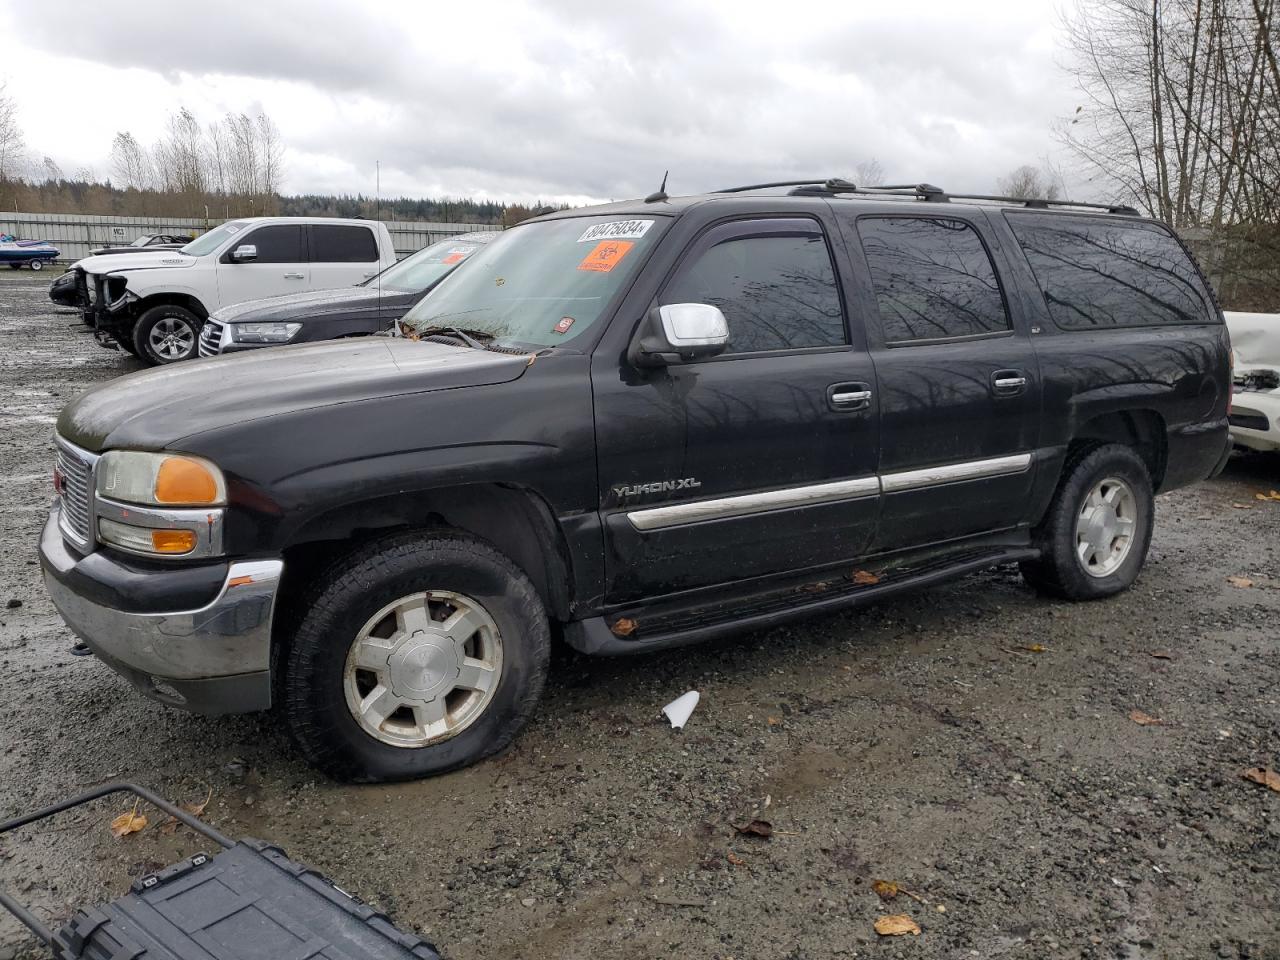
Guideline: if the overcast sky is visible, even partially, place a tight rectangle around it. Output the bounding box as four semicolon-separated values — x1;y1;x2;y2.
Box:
0;0;1085;205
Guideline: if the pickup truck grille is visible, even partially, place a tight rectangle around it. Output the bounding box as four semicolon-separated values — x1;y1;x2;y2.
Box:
199;319;224;357
56;439;97;548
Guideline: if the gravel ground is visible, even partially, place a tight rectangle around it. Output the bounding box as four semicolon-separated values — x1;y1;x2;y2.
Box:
1;271;1278;960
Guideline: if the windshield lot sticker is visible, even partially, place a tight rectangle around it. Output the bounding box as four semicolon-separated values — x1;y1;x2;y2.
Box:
578;240;634;273
441;249;471;264
577;219;654;243
555;316;576;334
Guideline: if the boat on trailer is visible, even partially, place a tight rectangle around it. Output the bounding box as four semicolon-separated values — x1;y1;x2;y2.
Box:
0;235;60;271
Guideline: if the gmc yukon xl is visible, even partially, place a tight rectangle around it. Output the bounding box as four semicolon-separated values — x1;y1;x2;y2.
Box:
39;180;1232;782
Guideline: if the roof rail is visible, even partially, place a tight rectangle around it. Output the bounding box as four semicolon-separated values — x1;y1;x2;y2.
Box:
713;178;1139;215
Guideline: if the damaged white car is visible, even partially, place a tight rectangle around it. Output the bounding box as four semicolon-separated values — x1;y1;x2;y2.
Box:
1226;311;1280;452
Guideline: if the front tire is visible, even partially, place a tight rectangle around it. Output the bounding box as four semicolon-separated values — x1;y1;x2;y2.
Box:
281;531;551;782
1020;443;1154;600
133;304;201;365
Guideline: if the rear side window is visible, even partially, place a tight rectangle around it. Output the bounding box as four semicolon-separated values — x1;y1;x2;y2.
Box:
856;217;1010;342
1006;215;1212;329
662;223;846;354
239;225;303;263
311;224;378;263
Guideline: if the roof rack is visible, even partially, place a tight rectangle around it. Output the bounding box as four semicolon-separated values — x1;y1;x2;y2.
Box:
713;178;1139;215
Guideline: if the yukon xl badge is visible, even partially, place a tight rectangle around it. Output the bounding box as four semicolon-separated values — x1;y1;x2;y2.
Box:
611;478;701;503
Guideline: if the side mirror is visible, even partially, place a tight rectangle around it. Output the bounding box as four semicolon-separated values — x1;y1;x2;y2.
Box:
230;244;258;263
631;303;730;367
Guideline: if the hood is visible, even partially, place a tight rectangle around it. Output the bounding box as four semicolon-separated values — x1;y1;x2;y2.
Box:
1225;311;1280;372
78;251;197;274
58;337;531;451
214;284;415;323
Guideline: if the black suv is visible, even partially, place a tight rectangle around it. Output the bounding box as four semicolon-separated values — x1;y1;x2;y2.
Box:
39;180;1231;782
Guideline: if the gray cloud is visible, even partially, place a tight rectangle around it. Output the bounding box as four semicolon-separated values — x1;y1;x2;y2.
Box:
4;0;1078;202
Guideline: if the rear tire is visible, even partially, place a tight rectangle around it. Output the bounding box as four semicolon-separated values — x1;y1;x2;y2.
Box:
132;304;201;365
281;531;551;783
28;259;43;271
1019;443;1154;600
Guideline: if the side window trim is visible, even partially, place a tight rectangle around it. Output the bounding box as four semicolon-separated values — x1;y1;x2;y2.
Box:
855;212;1014;347
657;215;852;358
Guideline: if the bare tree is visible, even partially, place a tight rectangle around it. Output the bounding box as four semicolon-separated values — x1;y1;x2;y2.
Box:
852;157;886;186
110;132;154;190
0;81;27;183
154;107;207;195
997;164;1062;200
1057;0;1280;226
41;156;63;183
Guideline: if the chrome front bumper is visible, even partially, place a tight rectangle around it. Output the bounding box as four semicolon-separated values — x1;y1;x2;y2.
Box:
39;507;282;714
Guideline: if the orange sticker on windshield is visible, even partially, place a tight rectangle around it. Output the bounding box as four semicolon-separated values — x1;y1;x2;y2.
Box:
578;240;634;273
441;252;466;264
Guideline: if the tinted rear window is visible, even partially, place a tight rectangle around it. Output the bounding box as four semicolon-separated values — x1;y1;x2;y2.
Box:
857;216;1010;342
1006;215;1213;329
311;224;378;263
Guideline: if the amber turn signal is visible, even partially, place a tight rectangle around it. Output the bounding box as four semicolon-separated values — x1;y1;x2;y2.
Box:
155;457;220;504
151;529;198;553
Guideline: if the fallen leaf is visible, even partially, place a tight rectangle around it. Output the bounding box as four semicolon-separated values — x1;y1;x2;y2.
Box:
1227;576;1255;588
1129;709;1163;726
872;879;900;901
610;617;637;637
726;851;747;867
766;716;782;726
1006;643;1047;654
1242;767;1280;793
1148;651;1176;661
851;569;880;585
874;914;921;937
732;819;773;839
1255;490;1280;502
110;801;147;838
1230;503;1254;510
160;787;213;835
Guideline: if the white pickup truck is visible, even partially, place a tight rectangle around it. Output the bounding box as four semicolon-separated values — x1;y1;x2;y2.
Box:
67;217;397;365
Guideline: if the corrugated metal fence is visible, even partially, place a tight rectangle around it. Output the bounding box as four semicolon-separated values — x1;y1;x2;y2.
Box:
0;211;494;263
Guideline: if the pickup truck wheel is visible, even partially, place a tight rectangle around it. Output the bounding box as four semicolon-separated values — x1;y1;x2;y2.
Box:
133;304;201;365
281;532;550;783
1020;443;1154;600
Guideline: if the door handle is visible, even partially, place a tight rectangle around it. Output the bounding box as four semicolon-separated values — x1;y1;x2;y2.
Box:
991;370;1027;396
283;272;305;280
828;382;873;411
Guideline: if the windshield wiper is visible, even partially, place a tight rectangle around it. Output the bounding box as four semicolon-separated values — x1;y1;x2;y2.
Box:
412;325;496;349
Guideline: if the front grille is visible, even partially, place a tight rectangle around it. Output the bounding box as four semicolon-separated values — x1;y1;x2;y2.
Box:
199;319;224;357
56;440;97;548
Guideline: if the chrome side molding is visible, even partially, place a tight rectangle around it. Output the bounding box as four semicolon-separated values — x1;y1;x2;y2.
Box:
879;453;1032;493
628;476;880;531
625;453;1033;530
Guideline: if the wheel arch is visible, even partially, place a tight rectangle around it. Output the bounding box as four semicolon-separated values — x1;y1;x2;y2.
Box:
277;482;576;623
134;292;210;321
1070;408;1169;491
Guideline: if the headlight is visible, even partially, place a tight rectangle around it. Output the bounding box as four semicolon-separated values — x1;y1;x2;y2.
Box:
96;451;226;507
230;322;302;344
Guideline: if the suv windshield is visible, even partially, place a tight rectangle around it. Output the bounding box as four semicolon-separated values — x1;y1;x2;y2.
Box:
367;236;489;292
401;215;666;347
180;220;247;257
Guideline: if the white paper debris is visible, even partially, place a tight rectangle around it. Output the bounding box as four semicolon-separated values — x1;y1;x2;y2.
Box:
662;691;700;729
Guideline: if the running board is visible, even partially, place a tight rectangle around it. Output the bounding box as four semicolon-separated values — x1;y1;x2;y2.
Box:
565;546;1039;656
